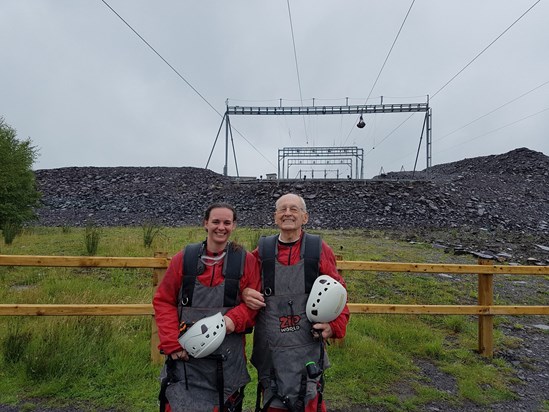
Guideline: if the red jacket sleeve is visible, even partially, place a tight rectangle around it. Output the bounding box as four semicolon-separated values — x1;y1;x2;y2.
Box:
152;251;184;355
224;251;261;332
319;240;350;340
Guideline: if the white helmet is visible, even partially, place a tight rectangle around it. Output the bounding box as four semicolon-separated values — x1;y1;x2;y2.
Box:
178;312;226;358
306;275;347;323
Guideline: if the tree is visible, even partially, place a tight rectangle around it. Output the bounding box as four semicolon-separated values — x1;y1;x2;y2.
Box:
0;117;41;244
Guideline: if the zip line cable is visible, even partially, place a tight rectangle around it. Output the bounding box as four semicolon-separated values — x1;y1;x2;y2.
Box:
385;105;549;172
436;79;549;142
439;106;549;153
364;0;416;105
100;0;274;168
286;0;309;145
364;113;415;158
430;0;542;99
100;0;221;117
343;0;416;145
364;0;542;158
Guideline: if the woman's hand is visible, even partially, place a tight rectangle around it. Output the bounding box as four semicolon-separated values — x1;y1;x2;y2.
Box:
170;349;189;361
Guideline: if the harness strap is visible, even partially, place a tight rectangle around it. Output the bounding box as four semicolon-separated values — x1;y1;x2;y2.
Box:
223;244;246;307
158;357;177;412
258;235;277;295
316;337;326;412
226;386;245;412
261;393;294;412
255;369;296;412
316;376;324;412
180;241;245;308
216;356;225;412
294;374;308;412
180;242;204;307
255;381;262;412
258;233;321;296
302;234;322;293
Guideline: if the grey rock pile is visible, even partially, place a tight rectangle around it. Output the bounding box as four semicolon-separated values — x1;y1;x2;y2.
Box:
34;147;549;264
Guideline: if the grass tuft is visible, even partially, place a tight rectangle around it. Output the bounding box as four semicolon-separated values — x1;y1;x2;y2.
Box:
84;222;101;255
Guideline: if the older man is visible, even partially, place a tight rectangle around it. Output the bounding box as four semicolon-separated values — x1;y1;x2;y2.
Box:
243;193;350;412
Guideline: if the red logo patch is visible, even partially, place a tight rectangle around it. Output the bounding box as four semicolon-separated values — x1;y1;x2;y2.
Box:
279;315;301;332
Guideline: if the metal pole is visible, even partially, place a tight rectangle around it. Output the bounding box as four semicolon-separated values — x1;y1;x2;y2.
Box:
205;113;226;169
224;113;229;176
426;106;432;171
227;116;239;177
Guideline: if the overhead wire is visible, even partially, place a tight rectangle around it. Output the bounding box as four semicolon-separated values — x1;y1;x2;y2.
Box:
286;0;310;145
430;0;542;100
100;0;220;117
438;106;549;152
363;0;416;105
343;0;416;146
436;79;549;142
382;98;549;172
368;0;543;158
100;0;275;168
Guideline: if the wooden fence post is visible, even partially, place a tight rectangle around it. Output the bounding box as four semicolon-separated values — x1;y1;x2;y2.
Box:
151;251;168;364
478;257;494;357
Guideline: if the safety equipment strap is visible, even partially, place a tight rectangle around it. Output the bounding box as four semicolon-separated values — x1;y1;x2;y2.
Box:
258;233;321;295
158;357;177;412
180;241;245;307
255;369;296;412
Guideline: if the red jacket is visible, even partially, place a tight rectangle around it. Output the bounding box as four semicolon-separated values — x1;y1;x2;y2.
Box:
253;233;350;339
153;247;260;355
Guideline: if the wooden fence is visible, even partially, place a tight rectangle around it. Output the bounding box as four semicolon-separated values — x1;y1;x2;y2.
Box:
0;253;548;363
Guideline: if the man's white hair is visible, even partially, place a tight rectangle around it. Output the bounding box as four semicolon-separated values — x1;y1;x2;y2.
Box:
275;193;307;212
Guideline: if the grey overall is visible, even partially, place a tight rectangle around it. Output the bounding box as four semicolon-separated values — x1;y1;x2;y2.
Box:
251;257;329;410
163;280;250;412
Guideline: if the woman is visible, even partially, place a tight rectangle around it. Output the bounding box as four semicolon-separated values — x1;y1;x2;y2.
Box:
153;203;260;412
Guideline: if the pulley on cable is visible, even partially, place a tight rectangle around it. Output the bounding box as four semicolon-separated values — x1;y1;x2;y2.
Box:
357;114;366;129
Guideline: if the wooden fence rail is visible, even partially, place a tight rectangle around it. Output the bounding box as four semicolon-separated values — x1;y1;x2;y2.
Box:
1;253;548;362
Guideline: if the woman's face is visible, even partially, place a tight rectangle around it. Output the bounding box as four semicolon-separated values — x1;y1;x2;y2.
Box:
203;207;236;249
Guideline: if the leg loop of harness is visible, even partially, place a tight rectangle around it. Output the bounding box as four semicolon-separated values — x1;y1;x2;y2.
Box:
293;374;307;412
255;369;296;412
201;353;227;412
225;386;245;412
255;381;263;412
159;357;178;412
316;375;324;412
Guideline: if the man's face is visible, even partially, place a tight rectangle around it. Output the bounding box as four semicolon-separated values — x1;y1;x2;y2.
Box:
274;195;309;231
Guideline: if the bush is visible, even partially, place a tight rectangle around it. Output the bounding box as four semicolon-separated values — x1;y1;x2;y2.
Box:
0;118;40;232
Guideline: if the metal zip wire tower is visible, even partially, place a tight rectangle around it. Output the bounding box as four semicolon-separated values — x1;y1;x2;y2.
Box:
207;97;431;178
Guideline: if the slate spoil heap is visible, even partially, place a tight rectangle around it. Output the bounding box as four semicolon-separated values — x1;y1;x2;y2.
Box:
35;147;549;265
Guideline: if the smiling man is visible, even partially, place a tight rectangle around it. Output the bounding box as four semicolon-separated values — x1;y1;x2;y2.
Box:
243;193;350;412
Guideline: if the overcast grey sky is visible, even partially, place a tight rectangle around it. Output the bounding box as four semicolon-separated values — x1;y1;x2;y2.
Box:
1;1;547;179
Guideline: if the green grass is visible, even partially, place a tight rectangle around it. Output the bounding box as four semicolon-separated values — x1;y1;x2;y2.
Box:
0;226;524;411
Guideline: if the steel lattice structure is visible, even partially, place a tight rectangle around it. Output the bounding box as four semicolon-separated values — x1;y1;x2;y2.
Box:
207;99;431;178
